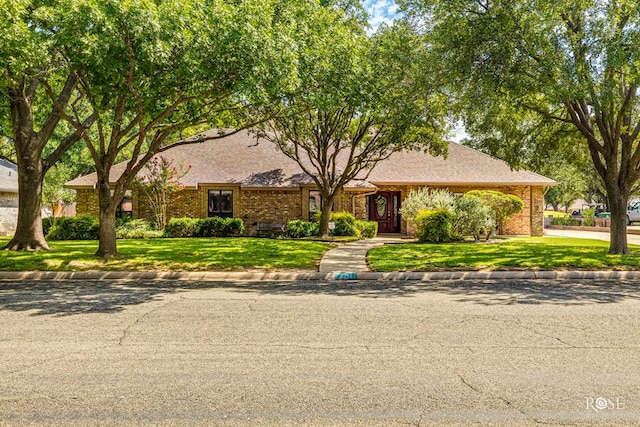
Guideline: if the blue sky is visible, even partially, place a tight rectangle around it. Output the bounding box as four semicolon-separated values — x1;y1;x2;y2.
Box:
363;0;399;29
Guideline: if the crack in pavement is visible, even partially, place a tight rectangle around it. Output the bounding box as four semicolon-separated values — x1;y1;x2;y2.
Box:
457;373;534;422
512;317;577;348
117;296;181;346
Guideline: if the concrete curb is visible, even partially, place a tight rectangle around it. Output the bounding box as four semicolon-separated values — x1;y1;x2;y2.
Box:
2;269;640;282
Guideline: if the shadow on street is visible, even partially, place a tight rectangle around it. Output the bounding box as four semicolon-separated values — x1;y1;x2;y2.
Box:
1;278;639;316
222;279;640;306
0;281;178;316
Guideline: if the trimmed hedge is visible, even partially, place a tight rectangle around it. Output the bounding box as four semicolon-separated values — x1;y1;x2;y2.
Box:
286;219;319;238
286;215;377;239
47;216;164;240
165;217;199;237
47;215;99;240
116;219;163;239
415;209;455;243
331;211;359;237
165;217;245;238
355;220;378;238
42;217;54;237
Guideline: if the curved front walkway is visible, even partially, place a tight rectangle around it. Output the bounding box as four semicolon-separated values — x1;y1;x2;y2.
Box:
318;237;404;274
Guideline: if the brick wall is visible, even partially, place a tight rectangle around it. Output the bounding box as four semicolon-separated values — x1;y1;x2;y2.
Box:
75;189;99;217
133;188;201;223
239;188;302;234
75;183;546;237
530;186;545;237
345;191;369;221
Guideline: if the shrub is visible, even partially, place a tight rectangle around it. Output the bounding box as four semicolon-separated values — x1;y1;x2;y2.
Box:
464;190;524;232
196;217;226;237
415;209;455;243
399;187;456;225
330;211;359;237
42;217;54;237
165;217;244;238
220;218;244;236
551;215;581;226
582;208;596;227
355;220;378;238
47;215;99;240
452;197;496;240
165;217;199;237
116;219;162;239
286;220;319;238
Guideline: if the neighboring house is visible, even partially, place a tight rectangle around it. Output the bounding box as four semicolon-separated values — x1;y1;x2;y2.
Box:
65;129;556;236
0;159;19;236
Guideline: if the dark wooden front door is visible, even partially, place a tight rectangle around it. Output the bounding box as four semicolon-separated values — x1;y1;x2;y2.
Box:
369;191;401;233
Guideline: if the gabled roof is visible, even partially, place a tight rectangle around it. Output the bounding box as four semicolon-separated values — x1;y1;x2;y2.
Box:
65;129;556;189
0;159;18;193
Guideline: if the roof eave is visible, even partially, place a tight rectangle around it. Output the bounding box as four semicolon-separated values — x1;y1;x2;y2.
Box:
369;181;558;187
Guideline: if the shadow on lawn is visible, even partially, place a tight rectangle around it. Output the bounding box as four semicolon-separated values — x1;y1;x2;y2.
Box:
1;278;639;316
220;279;640;306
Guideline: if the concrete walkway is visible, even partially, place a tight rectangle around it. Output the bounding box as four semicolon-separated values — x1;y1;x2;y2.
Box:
318;237;406;274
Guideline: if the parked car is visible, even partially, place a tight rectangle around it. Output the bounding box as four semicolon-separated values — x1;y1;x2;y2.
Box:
627;200;640;225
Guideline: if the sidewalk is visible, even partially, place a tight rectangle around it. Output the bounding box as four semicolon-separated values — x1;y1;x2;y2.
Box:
318;237;403;274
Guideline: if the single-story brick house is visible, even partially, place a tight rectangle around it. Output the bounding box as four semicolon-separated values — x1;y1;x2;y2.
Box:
0;158;19;236
66;129;556;236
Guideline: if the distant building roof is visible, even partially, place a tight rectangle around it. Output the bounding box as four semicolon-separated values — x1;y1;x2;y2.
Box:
0;159;18;193
65;129;556;189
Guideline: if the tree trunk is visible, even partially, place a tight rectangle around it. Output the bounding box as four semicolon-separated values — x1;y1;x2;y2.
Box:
3;155;49;250
317;193;335;238
95;180;118;258
3;75;79;251
608;190;629;255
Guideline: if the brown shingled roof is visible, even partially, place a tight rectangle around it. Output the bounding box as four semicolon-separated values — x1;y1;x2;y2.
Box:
65;129;556;189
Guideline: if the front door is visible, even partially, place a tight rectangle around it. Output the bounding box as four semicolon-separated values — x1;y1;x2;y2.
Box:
369;191;401;233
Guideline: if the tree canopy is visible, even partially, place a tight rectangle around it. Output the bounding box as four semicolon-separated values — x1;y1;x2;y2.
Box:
49;0;305;257
257;11;448;236
403;0;640;254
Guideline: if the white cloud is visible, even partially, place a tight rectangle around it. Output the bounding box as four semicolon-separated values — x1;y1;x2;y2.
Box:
363;0;399;30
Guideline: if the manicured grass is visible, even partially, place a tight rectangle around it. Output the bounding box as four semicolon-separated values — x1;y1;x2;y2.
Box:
368;237;640;271
0;237;334;271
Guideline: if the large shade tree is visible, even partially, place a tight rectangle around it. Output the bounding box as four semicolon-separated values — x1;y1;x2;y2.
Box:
257;12;448;237
1;1;93;250
52;0;299;258
403;0;640;254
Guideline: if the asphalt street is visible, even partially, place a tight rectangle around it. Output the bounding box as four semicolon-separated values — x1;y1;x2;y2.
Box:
1;279;639;426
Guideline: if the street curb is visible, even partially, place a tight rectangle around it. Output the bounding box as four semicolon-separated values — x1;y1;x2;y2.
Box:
2;270;640;282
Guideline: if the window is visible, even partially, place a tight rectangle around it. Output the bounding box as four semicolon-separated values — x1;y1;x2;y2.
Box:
208;190;233;218
116;192;133;218
309;190;322;221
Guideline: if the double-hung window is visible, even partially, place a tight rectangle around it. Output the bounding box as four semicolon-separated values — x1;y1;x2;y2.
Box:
208;190;233;218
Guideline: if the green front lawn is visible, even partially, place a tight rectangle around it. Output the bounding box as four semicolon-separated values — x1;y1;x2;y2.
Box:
368;237;640;271
0;237;334;272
